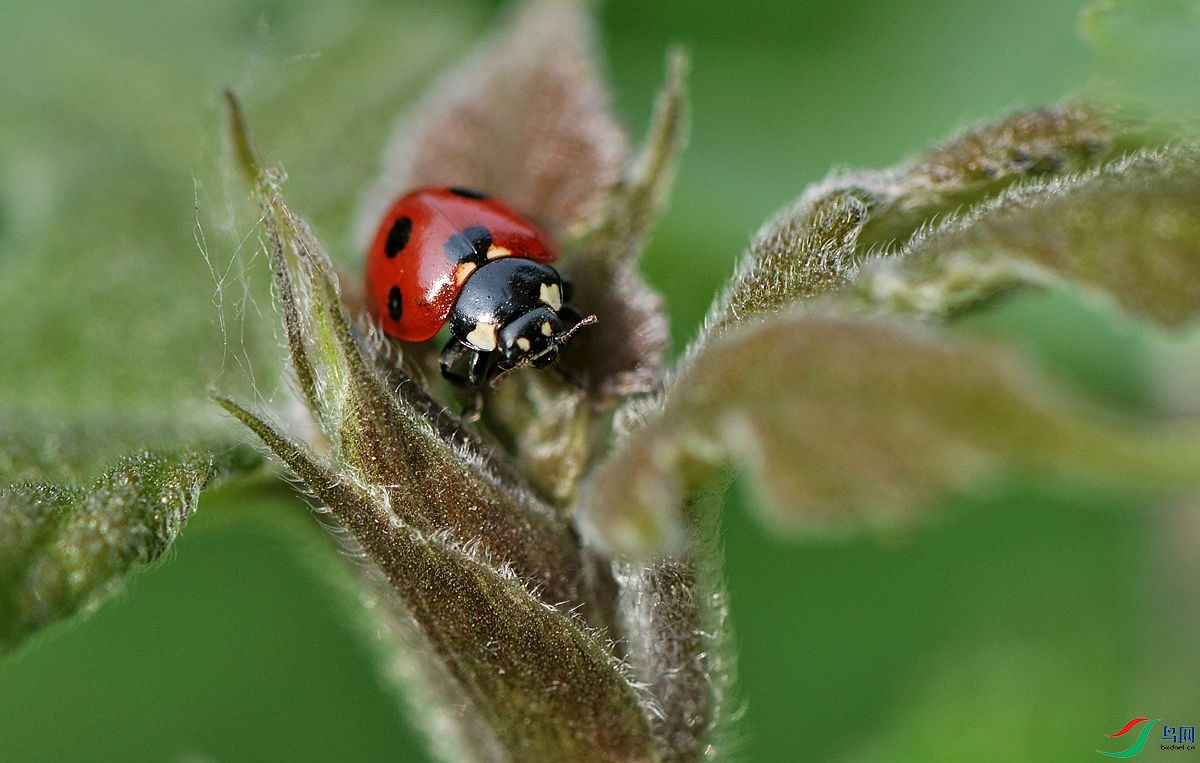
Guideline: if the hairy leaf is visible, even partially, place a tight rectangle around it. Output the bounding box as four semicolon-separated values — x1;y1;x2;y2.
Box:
357;0;628;246
698;191;867;352
217;398;659;763
613;501;733;763
221;94;669;760
855;105;1118;248
226;93;584;603
582;315;1200;557
694;106;1135;350
0;451;216;654
864;146;1200;326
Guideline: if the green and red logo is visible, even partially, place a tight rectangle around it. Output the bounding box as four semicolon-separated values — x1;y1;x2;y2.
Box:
1098;717;1196;757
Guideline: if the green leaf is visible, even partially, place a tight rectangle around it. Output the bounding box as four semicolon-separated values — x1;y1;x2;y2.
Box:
0;451;217;654
863;146;1200;327
581;314;1200;557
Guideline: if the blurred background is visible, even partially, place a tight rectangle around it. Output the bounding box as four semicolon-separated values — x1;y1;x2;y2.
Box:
1;0;1194;760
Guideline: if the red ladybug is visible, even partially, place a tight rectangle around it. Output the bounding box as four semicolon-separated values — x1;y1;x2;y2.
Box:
365;186;592;388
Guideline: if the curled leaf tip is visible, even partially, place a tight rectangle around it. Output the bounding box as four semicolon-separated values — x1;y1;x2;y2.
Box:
889;145;1200;327
223;88;261;185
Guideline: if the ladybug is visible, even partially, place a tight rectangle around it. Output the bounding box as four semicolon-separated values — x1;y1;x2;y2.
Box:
365;186;594;388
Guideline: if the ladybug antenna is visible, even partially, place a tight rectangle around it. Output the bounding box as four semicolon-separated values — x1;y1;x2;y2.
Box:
486;314;599;389
558;313;598;345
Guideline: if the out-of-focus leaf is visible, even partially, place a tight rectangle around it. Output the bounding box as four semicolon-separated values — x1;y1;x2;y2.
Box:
0;416;261;491
693;106;1133;352
356;0;629;246
0;1;471;496
854;105;1117;248
0;451;217;654
862;147;1200;327
582;314;1200;558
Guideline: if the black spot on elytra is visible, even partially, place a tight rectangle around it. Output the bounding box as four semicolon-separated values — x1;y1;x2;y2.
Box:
443;225;492;264
448;186;489;200
388;286;403;321
385;216;412;258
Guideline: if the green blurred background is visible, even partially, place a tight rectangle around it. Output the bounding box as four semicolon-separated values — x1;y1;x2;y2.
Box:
1;0;1195;760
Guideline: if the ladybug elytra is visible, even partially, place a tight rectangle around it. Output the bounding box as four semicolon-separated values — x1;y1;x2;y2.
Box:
365;186;593;388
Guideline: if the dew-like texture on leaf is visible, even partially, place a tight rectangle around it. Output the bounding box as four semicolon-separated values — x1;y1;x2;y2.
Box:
357;0;628;245
0;452;214;654
876;147;1200;328
583;315;1200;555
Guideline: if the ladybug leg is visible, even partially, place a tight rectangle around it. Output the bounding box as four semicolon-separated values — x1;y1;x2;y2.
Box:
439;339;475;388
461;352;495;423
467;350;496;387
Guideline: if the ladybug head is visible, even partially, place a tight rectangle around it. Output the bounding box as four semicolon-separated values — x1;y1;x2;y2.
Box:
498;307;564;368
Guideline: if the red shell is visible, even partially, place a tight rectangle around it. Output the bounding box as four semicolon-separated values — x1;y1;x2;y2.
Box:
365;187;559;342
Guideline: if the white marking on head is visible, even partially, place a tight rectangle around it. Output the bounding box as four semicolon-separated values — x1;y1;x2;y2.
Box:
466;322;498;351
539;282;562;311
454;261;477;286
486;245;513;260
516;337;532;351
541;320;554;337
